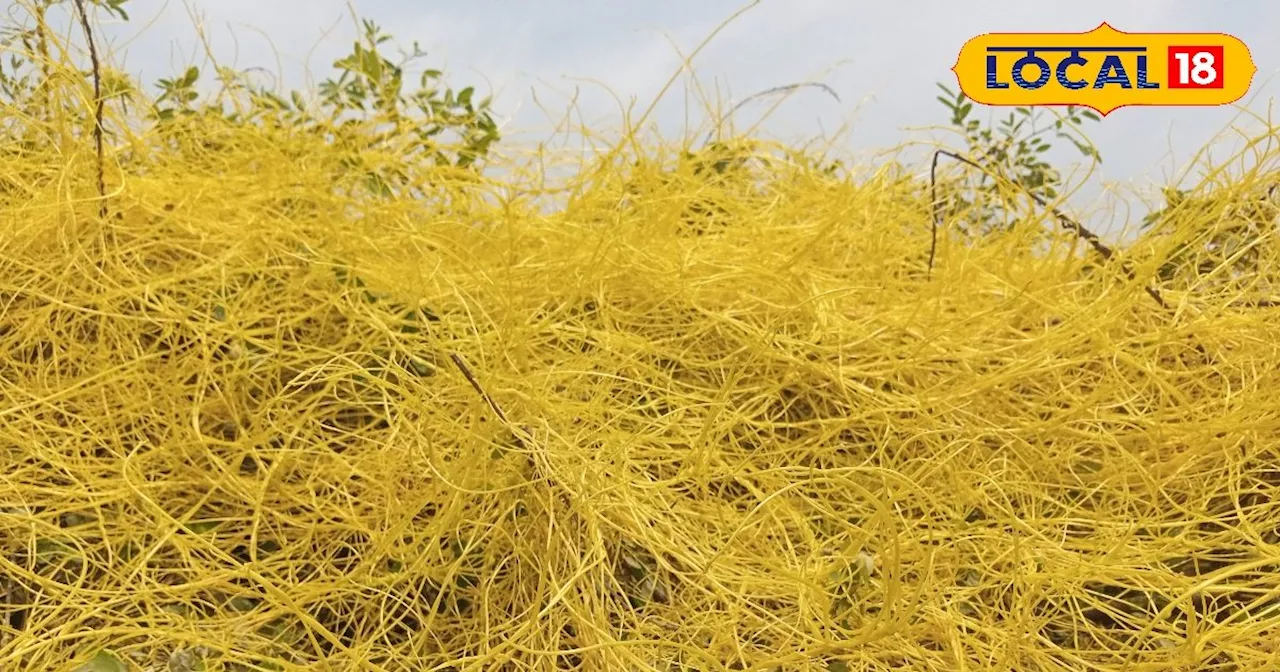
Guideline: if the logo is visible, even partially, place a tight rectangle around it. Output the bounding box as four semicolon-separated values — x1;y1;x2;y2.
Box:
951;23;1255;115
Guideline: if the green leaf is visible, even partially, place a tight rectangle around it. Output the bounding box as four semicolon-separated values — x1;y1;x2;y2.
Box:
406;356;434;377
1080;110;1100;122
35;537;81;561
397;309;424;334
228;596;260;612
183;520;220;534
75;651;129;672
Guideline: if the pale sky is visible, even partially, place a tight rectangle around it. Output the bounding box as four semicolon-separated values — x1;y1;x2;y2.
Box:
75;0;1280;235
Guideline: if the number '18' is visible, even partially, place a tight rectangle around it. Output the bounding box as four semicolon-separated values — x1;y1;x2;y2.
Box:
1168;46;1224;89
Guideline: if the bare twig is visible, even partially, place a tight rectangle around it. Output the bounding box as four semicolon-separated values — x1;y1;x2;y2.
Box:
930;151;1280;310
703;81;841;146
929;149;1168;309
926;149;1243;364
71;0;107;219
449;353;528;450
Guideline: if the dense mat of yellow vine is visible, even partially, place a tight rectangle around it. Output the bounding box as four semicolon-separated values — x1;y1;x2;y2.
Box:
3;18;1280;672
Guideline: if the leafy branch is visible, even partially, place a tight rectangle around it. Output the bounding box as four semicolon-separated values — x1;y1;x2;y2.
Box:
932;82;1102;235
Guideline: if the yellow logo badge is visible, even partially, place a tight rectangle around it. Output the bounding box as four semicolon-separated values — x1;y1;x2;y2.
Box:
951;22;1255;116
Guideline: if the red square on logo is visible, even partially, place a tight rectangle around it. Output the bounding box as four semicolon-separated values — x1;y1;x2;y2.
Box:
1168;45;1224;89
